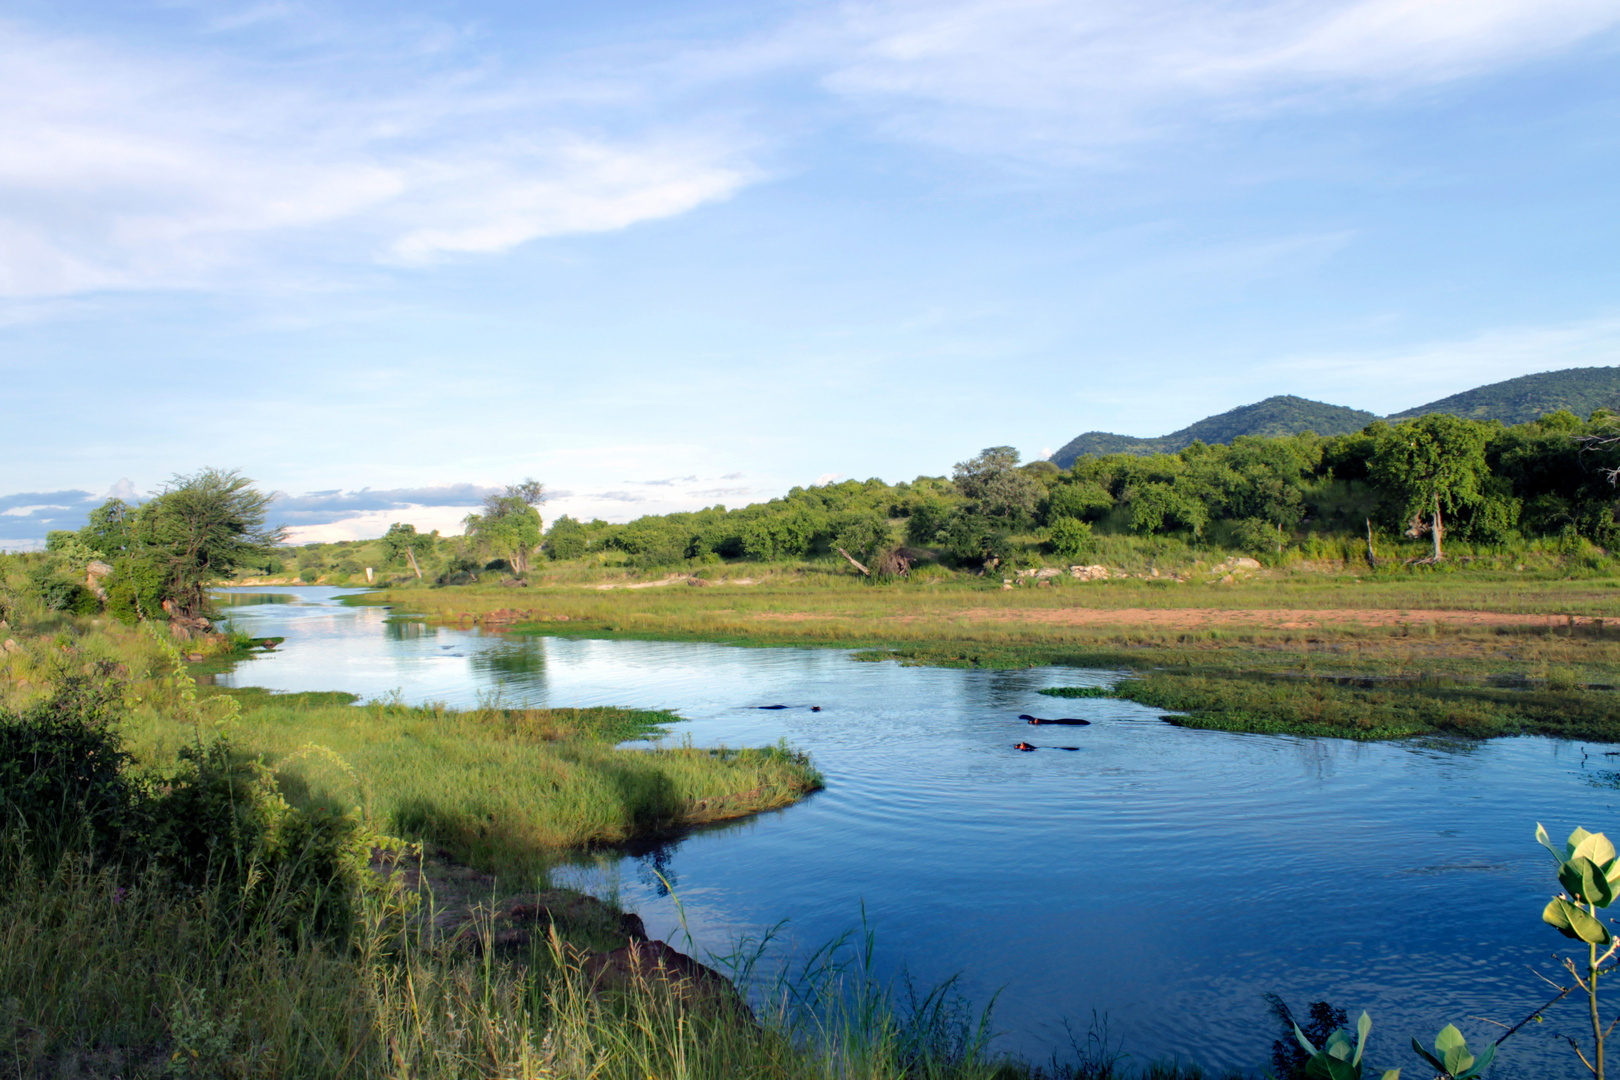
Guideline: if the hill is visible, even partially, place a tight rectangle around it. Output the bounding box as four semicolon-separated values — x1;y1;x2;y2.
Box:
1388;365;1620;425
1051;395;1377;466
1050;366;1620;465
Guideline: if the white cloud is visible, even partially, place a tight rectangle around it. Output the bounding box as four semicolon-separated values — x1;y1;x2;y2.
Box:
0;16;758;297
823;0;1620;155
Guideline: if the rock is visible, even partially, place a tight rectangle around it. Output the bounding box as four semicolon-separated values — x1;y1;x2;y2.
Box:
1068;565;1111;581
1230;557;1261;570
2;639;20;655
85;560;113;601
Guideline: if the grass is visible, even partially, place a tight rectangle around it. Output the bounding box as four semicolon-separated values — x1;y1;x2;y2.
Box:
205;693;822;879
349;563;1620;741
0;613;824;884
0;838;1249;1080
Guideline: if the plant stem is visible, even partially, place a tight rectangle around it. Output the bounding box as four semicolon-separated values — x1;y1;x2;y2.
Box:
1594;906;1606;1080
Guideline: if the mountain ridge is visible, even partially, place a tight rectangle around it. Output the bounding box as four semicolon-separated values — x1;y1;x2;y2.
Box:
1050;366;1620;467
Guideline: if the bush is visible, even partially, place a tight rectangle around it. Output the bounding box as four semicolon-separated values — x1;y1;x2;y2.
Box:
1043;481;1113;524
298;567;320;583
0;669;141;866
546;515;588;560
1046;517;1095;561
0;672;367;939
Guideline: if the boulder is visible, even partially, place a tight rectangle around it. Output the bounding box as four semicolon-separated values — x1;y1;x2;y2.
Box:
1068;564;1112;581
85;560;113;601
2;639;20;655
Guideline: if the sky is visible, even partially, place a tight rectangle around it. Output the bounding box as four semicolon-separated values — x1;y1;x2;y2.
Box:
4;0;1620;547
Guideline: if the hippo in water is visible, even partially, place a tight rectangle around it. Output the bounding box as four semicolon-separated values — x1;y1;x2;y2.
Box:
1019;714;1091;726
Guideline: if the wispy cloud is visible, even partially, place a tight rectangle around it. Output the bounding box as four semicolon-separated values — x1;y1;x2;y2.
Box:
822;0;1620;156
0;12;759;298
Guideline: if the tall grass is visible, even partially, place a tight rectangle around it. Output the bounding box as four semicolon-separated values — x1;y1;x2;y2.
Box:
0;837;1244;1080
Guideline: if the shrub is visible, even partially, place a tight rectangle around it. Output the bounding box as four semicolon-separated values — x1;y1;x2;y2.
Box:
1046;517;1095;561
0;672;368;939
0;669;141;867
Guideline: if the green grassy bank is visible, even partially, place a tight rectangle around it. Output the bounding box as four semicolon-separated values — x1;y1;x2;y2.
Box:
1;588;1258;1079
353;566;1620;742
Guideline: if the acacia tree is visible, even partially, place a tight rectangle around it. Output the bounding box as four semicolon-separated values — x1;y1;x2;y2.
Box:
463;480;544;575
1370;415;1490;561
140;468;284;619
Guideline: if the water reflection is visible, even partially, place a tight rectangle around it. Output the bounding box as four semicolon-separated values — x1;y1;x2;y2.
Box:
384;617;434;642
215;591;295;606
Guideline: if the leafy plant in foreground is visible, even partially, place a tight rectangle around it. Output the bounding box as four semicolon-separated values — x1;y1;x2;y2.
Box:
1289;1011;1398;1080
1409;1025;1493;1080
1537;822;1620;1078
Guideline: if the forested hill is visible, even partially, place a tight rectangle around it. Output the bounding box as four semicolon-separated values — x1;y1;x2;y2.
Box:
1051;396;1377;466
1051;367;1620;466
1388;366;1620;424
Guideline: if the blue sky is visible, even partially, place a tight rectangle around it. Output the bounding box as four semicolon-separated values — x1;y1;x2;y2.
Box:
4;0;1620;547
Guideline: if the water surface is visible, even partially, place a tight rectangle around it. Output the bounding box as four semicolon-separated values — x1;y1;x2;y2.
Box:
216;587;1617;1076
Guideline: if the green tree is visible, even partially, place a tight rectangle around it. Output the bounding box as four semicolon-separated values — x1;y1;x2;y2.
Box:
1042;480;1113;524
463;480;544;576
79;499;135;558
1370;416;1491;561
545;515;588;561
138;469;284;619
953;447;1043;523
381;523;436;578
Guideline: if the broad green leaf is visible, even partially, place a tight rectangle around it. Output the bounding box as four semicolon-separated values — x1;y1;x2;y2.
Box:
1443;1042;1475;1075
1538;822;1567;863
1557;856;1616;907
1433;1024;1466;1054
1294;1022;1318;1057
1466;1043;1496;1077
1305;1056;1356;1080
1573;856;1615;908
1325;1029;1354;1061
1573;832;1618;874
1544;896;1612;944
1568;827;1596;859
1355;1012;1371;1067
1411;1037;1444;1072
1545;895;1579;937
1379;1071;1400;1080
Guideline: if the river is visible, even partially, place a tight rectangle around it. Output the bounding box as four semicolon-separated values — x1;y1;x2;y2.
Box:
213;586;1616;1076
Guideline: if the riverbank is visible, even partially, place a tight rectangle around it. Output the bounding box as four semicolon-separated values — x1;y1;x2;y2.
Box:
351;567;1620;740
1;611;1255;1079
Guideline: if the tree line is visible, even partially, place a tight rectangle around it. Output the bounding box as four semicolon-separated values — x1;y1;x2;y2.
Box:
15;408;1620;621
528;408;1620;573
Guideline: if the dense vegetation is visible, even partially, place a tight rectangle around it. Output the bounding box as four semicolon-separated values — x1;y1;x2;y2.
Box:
1052;365;1620;464
248;408;1620;592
